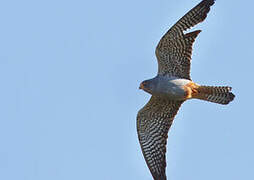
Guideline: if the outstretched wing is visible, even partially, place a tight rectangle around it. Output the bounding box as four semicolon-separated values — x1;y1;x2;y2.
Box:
137;96;183;180
156;0;215;79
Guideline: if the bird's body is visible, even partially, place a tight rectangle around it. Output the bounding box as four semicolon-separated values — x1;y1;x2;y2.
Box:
140;75;191;100
140;75;234;105
137;0;235;180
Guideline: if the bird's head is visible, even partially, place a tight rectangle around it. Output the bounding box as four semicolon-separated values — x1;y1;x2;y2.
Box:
139;80;154;94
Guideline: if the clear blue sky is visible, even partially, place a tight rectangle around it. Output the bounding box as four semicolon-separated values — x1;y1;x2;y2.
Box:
0;0;253;180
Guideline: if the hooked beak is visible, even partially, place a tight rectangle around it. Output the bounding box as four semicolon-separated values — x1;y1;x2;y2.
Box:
139;83;144;90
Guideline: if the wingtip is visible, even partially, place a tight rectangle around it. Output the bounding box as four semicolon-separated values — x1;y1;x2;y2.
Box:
184;30;202;37
203;0;216;6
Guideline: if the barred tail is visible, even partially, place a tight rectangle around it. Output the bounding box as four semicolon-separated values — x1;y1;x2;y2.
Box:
192;86;235;105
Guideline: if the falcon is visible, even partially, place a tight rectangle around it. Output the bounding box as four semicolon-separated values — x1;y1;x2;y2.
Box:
137;0;235;179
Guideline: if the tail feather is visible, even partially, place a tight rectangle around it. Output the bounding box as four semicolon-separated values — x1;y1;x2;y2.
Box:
192;85;235;105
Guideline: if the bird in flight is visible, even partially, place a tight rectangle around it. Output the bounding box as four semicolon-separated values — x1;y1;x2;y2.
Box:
137;0;235;179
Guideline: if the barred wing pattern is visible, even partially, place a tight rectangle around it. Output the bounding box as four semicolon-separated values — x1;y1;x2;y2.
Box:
137;96;183;180
156;0;215;79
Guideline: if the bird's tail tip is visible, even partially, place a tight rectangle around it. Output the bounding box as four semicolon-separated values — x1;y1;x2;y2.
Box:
192;85;235;105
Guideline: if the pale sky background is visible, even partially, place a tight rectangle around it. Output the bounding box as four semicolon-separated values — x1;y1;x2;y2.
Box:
0;0;253;180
